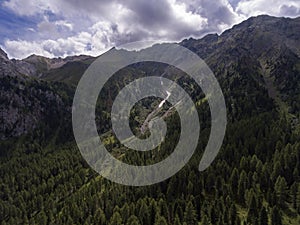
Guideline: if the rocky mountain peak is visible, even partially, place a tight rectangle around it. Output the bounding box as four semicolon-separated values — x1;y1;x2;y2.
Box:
0;48;8;60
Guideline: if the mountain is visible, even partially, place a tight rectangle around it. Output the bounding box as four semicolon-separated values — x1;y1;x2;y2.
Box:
182;15;300;59
0;48;8;60
0;15;299;225
22;54;95;82
182;15;300;123
0;48;73;141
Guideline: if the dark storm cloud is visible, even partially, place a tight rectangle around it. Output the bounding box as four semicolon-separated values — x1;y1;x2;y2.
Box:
62;0;208;40
125;0;173;27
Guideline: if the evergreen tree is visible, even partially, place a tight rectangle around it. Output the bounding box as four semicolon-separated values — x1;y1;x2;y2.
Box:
290;182;298;209
271;206;282;225
94;208;106;225
238;171;247;204
210;205;218;224
259;206;268;225
109;211;123;225
229;204;237;225
274;176;288;208
126;215;141;225
230;168;239;199
235;216;241;225
120;203;130;221
158;199;169;222
155;216;168;225
36;210;47;225
138;200;151;225
174;214;182;225
149;199;158;225
202;215;210;225
247;191;258;224
184;201;198;225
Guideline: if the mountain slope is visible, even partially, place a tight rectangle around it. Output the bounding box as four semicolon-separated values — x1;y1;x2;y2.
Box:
22;54;95;83
0;15;299;225
0;49;73;142
182;15;300;125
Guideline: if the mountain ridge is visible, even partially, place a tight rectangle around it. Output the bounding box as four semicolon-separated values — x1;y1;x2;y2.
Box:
0;14;299;139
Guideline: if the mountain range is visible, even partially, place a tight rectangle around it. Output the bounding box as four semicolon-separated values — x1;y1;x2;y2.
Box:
1;15;299;140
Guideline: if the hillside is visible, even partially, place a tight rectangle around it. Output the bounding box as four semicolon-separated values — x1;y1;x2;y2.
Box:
0;15;299;225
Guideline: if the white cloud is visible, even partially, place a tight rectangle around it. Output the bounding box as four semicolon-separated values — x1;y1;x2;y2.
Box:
3;0;59;16
55;21;73;31
3;40;54;59
3;23;122;59
168;0;208;37
1;0;299;59
36;18;74;40
2;0;212;58
236;0;300;17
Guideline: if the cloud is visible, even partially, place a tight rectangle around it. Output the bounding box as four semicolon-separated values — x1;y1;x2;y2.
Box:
2;0;57;16
236;0;300;17
2;0;213;58
181;0;245;33
3;40;54;59
1;0;299;59
36;17;74;40
280;4;300;17
3;30;108;59
55;21;73;31
3;20;132;59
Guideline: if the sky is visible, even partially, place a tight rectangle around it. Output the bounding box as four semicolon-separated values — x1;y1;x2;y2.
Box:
0;0;299;59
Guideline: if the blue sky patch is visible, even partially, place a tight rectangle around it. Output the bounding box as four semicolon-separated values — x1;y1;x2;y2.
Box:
0;7;40;44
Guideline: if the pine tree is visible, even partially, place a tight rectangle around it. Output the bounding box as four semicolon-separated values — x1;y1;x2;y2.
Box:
230;168;239;199
149;199;158;225
138;200;151;225
235;216;241;225
36;210;47;225
271;206;282;225
247;191;258;224
126;215;141;225
174;214;182;225
109;211;122;225
259;206;268;225
158;199;169;222
184;201;198;225
94;208;106;225
238;171;247;204
121;203;130;222
155;216;168;225
259;165;270;192
210;205;218;224
202;215;210;225
229;204;237;225
274;176;288;208
290;182;298;209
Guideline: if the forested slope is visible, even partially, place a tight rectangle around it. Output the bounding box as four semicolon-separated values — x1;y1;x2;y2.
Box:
0;15;299;225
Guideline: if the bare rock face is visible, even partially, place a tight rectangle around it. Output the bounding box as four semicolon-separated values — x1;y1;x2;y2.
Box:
0;48;8;61
0;48;71;140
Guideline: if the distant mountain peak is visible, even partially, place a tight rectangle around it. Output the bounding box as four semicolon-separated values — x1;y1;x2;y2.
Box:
23;54;95;76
